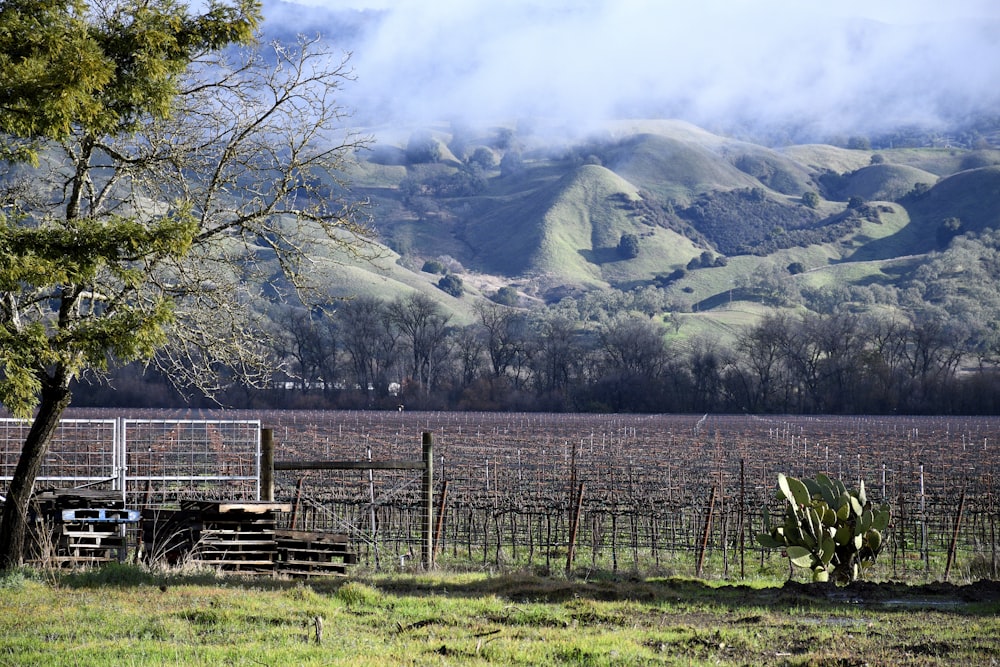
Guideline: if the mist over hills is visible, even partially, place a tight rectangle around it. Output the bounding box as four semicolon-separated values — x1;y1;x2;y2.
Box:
261;0;1000;144
249;1;1000;317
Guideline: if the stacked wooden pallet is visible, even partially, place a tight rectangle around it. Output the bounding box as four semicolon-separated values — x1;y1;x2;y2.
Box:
275;529;358;577
185;501;289;573
142;500;290;573
57;507;139;566
30;490;139;567
140;501;357;576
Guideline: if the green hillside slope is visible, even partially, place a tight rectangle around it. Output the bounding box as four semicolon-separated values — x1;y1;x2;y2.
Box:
602;133;761;204
852;166;1000;260
837;163;938;202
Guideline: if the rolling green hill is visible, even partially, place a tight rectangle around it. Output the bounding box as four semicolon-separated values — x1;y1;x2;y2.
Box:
851;166;1000;260
318;120;1000;332
8;119;995;335
837;163;938;202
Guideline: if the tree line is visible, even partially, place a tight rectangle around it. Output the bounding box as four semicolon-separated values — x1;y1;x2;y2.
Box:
82;291;1000;416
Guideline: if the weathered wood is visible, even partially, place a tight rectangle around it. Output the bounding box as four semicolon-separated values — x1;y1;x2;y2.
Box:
696;486;717;578
261;428;274;501
180;500;291;514
566;482;585;574
422;431;434;569
274;460;426;471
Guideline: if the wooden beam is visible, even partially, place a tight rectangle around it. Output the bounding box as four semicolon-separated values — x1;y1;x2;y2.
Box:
274;460;426;471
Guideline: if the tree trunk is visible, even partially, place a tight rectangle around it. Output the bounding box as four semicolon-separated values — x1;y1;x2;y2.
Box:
0;384;72;571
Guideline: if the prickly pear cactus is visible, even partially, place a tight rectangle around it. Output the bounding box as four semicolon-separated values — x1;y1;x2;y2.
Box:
756;473;890;585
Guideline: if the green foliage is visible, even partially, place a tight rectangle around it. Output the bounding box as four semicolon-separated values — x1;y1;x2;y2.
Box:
492;286;519;306
437;273;464;297
847;136;872;150
0;0;261;160
0;212;192;416
757;473;890;584
405;130;442;164
801;190;820;209
937;217;963;247
467;146;497;170
617;233;640;259
499;150;524;177
421;259;447;275
680;188;822;255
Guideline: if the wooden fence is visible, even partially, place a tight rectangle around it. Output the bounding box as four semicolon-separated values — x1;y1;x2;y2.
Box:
265;429;436;569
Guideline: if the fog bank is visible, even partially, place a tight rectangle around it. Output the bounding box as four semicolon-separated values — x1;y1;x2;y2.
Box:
263;0;1000;138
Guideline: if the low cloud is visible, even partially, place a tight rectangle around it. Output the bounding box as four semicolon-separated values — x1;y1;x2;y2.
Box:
263;0;1000;138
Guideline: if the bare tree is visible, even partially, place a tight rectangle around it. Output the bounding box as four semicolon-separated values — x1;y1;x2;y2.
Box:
388;293;451;395
337;297;400;400
474;301;527;379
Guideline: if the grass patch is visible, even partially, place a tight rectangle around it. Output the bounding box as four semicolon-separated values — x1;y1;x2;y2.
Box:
1;566;997;666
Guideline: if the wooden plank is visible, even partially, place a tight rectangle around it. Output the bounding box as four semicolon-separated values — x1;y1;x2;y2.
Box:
279;546;352;557
274;460;425;471
281;560;349;570
277;563;349;576
60;508;140;523
276;529;350;543
180;500;291;513
62;528;120;538
200;529;276;538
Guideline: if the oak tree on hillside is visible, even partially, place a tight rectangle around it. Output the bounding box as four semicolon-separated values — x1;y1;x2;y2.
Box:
0;0;374;569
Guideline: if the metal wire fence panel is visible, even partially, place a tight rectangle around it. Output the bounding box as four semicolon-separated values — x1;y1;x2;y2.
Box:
0;419;119;492
123;419;261;506
0;418;261;506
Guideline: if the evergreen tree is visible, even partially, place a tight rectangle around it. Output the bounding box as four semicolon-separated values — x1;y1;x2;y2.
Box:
0;0;373;569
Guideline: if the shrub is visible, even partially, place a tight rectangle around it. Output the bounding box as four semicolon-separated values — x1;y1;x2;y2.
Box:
500;151;524;177
421;260;447;275
438;274;464;297
405;130;441;164
467;146;497;170
617;233;640;259
492;286;519;306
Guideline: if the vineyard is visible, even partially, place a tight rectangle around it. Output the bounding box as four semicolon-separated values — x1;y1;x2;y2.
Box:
255;410;999;582
2;409;996;582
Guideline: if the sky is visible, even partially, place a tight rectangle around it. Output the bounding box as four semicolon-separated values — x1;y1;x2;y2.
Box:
262;0;1000;139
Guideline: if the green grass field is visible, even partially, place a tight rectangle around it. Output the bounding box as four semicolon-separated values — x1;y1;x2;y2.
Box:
1;565;997;666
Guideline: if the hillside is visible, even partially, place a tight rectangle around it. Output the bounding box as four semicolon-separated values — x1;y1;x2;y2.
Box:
7;117;998;335
335;120;997;323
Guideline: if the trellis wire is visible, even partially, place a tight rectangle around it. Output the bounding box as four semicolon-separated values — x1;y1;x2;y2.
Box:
267;411;999;580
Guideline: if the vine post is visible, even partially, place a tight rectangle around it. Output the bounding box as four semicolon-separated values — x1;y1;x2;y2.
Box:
422;431;434;569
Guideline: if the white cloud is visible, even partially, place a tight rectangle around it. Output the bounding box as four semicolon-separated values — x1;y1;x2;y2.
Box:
268;0;1000;136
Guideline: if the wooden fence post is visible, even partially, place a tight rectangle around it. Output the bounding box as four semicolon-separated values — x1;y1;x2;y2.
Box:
697;486;717;578
739;458;746;580
434;479;449;560
260;428;274;502
422;431;434;569
945;486;967;581
566;481;585;575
